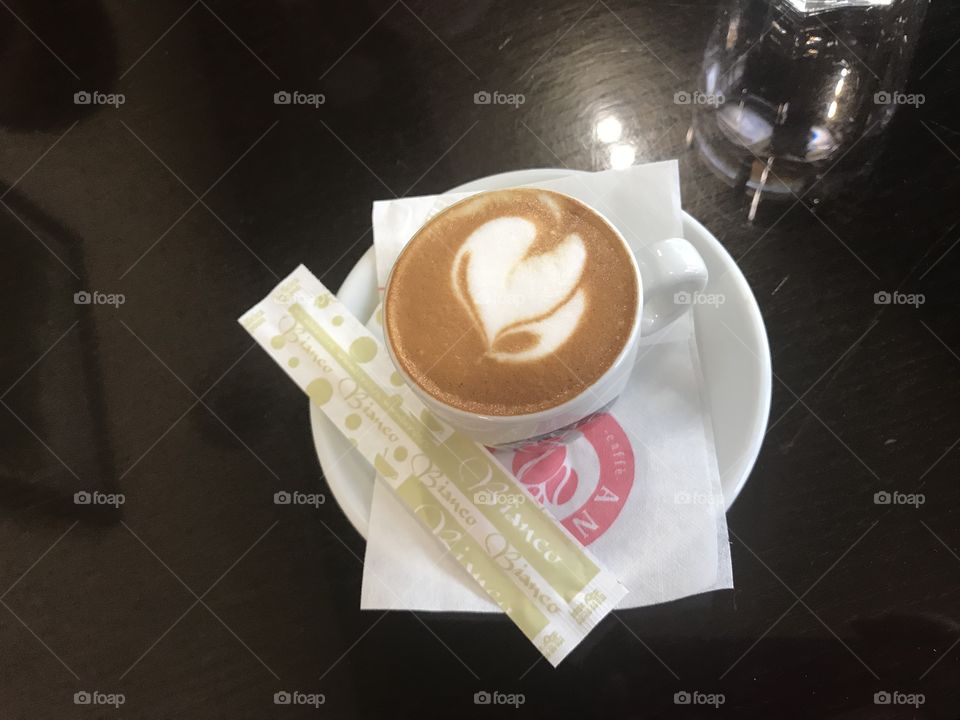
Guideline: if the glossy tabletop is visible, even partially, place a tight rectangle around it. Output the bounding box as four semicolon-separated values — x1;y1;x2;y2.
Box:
1;1;959;718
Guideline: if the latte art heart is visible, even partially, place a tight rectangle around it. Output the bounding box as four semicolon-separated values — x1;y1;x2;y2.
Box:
451;216;588;362
385;188;639;416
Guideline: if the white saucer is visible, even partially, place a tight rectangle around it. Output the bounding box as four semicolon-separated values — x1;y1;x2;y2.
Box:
310;169;772;538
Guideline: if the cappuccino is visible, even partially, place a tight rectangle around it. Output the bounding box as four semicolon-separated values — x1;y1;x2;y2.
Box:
384;188;639;416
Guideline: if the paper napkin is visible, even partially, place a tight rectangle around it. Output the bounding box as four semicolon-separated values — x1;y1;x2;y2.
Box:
360;162;733;611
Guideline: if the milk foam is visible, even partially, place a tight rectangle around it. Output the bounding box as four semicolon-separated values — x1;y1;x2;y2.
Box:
384;187;638;416
451;216;587;362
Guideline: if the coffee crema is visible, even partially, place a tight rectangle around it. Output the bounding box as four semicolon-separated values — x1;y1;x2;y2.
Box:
384;188;639;416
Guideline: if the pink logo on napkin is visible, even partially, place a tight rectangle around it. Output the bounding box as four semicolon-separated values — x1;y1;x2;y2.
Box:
511;414;634;545
513;442;579;505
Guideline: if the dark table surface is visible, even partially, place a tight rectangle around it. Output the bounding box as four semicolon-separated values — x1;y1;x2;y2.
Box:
2;1;959;718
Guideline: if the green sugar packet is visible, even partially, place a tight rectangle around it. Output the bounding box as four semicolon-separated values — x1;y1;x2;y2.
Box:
240;265;628;666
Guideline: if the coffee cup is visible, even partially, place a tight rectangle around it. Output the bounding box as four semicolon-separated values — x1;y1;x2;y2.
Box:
383;187;708;446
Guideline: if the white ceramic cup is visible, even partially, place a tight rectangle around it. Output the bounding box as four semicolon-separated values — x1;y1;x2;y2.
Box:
384;189;709;446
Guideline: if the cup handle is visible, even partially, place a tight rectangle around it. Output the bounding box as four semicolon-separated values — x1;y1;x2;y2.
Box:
636;237;709;336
